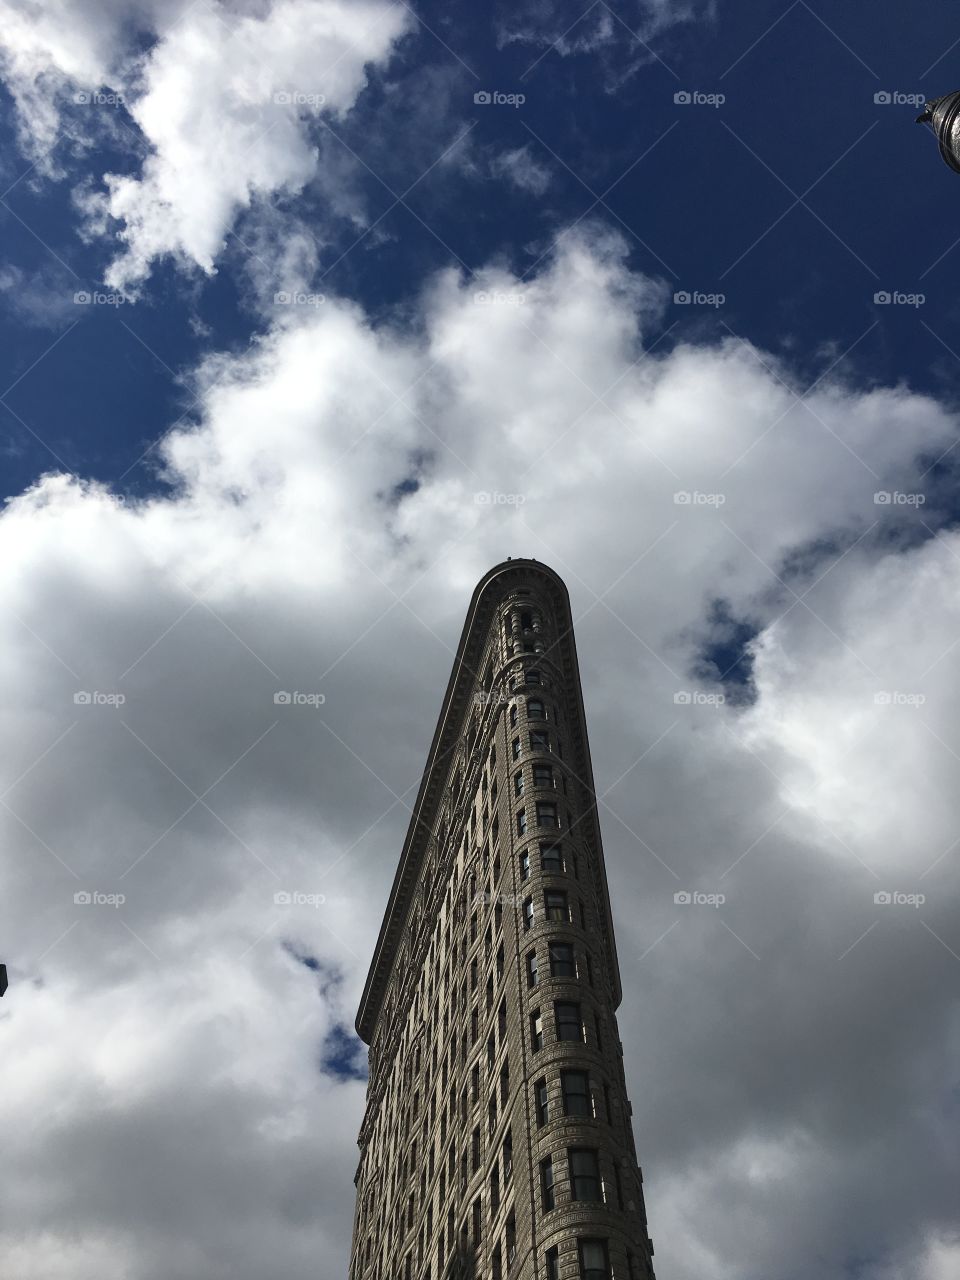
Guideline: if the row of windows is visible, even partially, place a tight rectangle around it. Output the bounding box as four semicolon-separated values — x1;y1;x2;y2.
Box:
512;728;562;759
526;940;591;986
522;888;588;931
509;697;555;726
520;841;576;879
513;762;566;795
516;799;562;834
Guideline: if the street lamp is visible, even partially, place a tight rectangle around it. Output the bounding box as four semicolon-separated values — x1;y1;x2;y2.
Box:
917;91;960;172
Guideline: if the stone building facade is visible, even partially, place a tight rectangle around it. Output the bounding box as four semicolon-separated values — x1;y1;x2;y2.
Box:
351;559;656;1280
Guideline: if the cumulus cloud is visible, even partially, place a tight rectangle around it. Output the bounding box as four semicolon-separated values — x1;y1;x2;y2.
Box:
0;0;411;290
1;227;959;1279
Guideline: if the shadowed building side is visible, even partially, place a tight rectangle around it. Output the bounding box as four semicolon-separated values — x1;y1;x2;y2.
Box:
350;559;655;1280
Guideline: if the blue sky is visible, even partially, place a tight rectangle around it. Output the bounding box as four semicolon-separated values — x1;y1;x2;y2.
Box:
1;4;960;1280
4;0;960;496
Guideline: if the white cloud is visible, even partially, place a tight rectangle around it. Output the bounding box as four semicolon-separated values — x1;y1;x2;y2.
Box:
0;0;411;290
1;227;959;1278
491;144;552;195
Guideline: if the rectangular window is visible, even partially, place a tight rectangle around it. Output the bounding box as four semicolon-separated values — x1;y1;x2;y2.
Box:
502;1128;513;1181
472;1196;481;1244
546;1247;560;1280
545;890;569;922
492;1243;502;1280
512;735;522;760
471;1125;481;1173
530;1009;543;1052
530;730;550;752
526;669;542;685
537;801;559;828
579;1238;610;1280
540;1155;555;1211
549;940;576;978
533;763;554;787
527;949;539;987
519;848;530;880
562;1069;592;1117
506;1213;516;1264
514;770;524;796
527;698;546;720
523;897;534;930
535;1077;550;1126
555;998;586;1039
500;1059;509;1107
569;1148;602;1201
541;843;564;873
517;809;527;835
490;1161;500;1213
